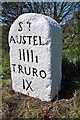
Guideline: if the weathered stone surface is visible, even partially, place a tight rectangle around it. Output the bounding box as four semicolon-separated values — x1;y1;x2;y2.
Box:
9;13;62;101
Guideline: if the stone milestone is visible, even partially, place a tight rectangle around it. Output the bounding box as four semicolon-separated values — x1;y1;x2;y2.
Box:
9;13;62;101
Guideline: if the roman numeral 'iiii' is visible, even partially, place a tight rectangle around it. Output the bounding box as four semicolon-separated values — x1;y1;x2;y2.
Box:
19;49;38;63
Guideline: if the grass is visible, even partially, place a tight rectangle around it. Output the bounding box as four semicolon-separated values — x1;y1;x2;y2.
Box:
0;49;2;78
2;50;11;79
1;79;80;119
66;90;80;118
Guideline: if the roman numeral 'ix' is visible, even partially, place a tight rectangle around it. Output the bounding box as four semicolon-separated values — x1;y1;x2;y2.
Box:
19;49;38;63
23;79;33;91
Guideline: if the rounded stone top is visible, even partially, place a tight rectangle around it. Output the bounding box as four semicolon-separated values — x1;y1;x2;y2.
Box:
17;13;58;24
9;13;62;32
